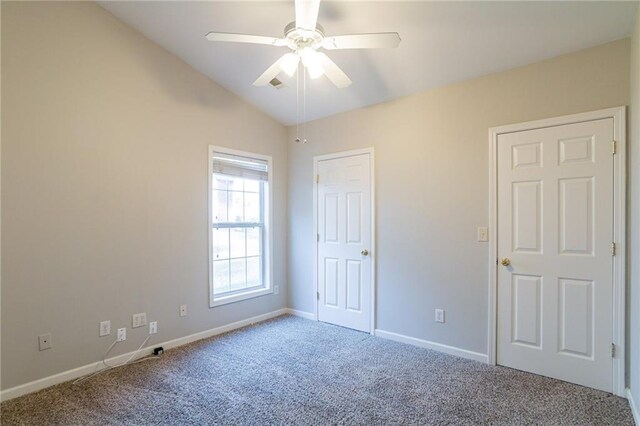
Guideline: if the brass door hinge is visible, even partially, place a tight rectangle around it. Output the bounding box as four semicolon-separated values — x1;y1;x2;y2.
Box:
317;292;320;301
612;242;616;256
316;174;319;183
317;233;320;242
612;140;617;155
612;343;616;358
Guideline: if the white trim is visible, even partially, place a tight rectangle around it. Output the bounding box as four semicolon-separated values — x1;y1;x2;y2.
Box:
374;329;488;363
211;287;273;307
283;308;315;320
487;106;626;397
312;148;376;334
0;309;288;402
313;157;319;322
627;388;640;425
208;145;274;308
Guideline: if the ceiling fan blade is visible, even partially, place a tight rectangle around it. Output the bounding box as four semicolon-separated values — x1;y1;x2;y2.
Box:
316;52;351;88
253;54;288;86
295;0;320;31
206;32;286;47
322;32;401;50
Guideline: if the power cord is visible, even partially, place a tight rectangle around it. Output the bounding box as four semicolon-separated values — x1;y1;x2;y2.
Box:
102;335;151;368
73;335;158;385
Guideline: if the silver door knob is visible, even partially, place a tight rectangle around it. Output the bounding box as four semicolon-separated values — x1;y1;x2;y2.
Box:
361;249;369;256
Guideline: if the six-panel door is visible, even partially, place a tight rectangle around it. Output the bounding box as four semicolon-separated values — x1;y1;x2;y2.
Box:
317;153;372;332
497;119;614;392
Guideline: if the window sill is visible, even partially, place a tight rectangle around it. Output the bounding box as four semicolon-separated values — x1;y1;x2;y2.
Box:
210;287;273;307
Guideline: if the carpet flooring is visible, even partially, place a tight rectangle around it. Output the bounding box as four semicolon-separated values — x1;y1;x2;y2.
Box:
1;315;634;425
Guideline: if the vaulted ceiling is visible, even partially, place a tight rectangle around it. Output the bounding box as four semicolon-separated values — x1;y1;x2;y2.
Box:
99;1;638;125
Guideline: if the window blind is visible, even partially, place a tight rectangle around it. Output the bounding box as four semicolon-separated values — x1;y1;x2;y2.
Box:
212;152;268;182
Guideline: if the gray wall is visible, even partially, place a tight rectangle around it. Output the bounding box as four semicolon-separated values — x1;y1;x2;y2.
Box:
287;39;631;355
2;0;637;398
1;2;288;390
628;4;640;410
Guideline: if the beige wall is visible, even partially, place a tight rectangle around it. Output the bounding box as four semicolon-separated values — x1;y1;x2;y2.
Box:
288;39;631;355
1;0;635;396
628;3;640;411
1;1;288;390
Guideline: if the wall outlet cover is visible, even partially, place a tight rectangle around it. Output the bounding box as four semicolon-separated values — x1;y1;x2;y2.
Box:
179;304;187;317
38;333;52;351
117;327;127;342
149;321;157;335
274;285;280;295
99;320;111;337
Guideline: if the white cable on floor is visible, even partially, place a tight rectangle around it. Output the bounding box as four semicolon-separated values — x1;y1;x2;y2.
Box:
102;335;151;368
73;335;157;385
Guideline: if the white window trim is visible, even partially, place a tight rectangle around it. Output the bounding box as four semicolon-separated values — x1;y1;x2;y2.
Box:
208;145;273;308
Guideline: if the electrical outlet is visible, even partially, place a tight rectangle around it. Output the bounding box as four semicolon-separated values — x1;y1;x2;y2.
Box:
99;320;111;337
149;321;157;335
435;309;445;323
38;333;52;351
477;227;489;242
117;327;127;342
132;312;147;328
179;304;187;317
274;285;279;295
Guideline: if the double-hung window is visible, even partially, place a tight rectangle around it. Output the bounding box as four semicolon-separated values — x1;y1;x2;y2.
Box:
209;146;272;307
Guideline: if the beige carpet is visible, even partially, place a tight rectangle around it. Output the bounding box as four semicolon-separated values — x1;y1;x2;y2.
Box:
1;315;634;425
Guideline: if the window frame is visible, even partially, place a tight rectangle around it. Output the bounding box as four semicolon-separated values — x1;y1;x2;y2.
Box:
208;145;273;307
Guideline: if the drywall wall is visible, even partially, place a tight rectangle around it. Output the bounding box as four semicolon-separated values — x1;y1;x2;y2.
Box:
628;4;640;416
288;39;631;355
1;1;287;390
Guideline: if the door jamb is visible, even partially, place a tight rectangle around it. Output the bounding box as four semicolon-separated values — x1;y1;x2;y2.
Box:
313;148;376;334
487;106;626;397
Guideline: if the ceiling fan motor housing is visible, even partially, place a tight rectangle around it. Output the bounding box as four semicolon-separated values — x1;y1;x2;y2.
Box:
284;21;325;49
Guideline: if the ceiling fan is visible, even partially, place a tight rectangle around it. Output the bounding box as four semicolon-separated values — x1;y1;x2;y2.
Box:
205;0;401;88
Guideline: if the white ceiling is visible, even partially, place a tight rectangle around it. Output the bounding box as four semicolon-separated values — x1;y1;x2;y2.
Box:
99;1;638;125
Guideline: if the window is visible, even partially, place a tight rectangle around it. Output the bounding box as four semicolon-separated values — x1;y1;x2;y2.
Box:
209;146;272;307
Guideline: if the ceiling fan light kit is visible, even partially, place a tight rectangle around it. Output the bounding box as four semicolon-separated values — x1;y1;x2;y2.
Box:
279;52;300;77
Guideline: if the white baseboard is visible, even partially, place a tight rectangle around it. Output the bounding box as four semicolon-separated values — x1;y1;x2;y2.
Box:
283;308;315;320
374;329;488;363
0;308;288;402
627;388;639;425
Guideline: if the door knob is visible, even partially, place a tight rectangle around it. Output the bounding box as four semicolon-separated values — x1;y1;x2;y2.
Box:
361;249;369;256
501;258;511;267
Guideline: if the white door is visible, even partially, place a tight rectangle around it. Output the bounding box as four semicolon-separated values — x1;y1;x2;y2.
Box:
317;152;372;332
497;118;614;392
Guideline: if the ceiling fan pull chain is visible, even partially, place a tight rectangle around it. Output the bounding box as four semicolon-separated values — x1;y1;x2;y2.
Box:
295;64;300;143
303;69;307;144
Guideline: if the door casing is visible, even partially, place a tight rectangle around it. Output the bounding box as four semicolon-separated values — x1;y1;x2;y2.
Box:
487;106;626;397
313;148;376;334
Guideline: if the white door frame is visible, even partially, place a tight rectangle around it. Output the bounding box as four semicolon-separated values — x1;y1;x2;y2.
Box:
313;148;376;334
487;106;626;397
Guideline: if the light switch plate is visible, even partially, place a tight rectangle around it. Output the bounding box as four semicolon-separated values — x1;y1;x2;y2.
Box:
435;309;445;323
132;312;147;328
477;227;489;242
